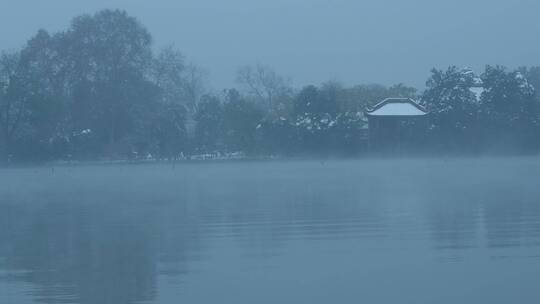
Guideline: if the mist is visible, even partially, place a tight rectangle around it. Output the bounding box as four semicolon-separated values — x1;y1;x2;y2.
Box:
2;158;540;303
2;0;540;89
1;6;540;162
2;3;540;304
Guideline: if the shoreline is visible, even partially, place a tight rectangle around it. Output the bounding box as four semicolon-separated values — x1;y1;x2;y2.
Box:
1;153;540;170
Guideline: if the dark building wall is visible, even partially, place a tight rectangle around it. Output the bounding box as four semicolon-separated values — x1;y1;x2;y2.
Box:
367;115;428;153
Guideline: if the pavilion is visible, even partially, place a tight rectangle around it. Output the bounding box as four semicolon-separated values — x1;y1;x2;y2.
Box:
365;98;428;152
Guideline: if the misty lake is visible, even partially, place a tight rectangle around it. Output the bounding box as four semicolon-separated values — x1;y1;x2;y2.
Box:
1;158;540;303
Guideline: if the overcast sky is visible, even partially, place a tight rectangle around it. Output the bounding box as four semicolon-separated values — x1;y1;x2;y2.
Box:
1;0;540;90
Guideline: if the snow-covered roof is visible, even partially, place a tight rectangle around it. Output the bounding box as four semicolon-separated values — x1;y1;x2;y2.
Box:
365;98;428;117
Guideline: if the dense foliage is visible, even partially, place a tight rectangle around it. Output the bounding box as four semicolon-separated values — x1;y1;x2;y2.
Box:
1;10;539;163
422;66;539;153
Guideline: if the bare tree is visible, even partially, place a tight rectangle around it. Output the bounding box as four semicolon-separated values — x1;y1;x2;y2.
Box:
181;63;208;113
152;46;208;114
153;46;186;104
236;64;292;115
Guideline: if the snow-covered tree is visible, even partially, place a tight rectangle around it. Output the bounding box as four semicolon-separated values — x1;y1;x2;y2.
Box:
480;65;538;149
422;66;481;150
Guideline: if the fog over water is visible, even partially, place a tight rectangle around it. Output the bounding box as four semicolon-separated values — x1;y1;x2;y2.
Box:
2;1;540;302
1;158;540;303
2;0;540;88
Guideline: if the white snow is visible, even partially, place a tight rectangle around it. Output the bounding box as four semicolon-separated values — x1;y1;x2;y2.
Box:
470;87;484;101
368;103;427;116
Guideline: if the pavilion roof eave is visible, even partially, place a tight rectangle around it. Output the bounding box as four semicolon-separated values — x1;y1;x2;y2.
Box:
365;98;428;117
365;112;428;118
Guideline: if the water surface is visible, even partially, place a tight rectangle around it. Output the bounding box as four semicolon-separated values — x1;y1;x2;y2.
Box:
1;158;540;303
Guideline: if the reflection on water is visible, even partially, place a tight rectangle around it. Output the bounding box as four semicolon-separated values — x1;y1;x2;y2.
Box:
1;158;540;303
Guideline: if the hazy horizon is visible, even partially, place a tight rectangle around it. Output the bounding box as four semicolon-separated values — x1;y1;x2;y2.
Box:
1;3;540;302
2;0;540;90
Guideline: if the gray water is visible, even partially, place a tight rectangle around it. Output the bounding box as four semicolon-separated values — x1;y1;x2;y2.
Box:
1;158;540;304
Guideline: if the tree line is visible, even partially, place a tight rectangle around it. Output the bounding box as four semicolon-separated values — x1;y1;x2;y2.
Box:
423;66;540;153
1;9;539;163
